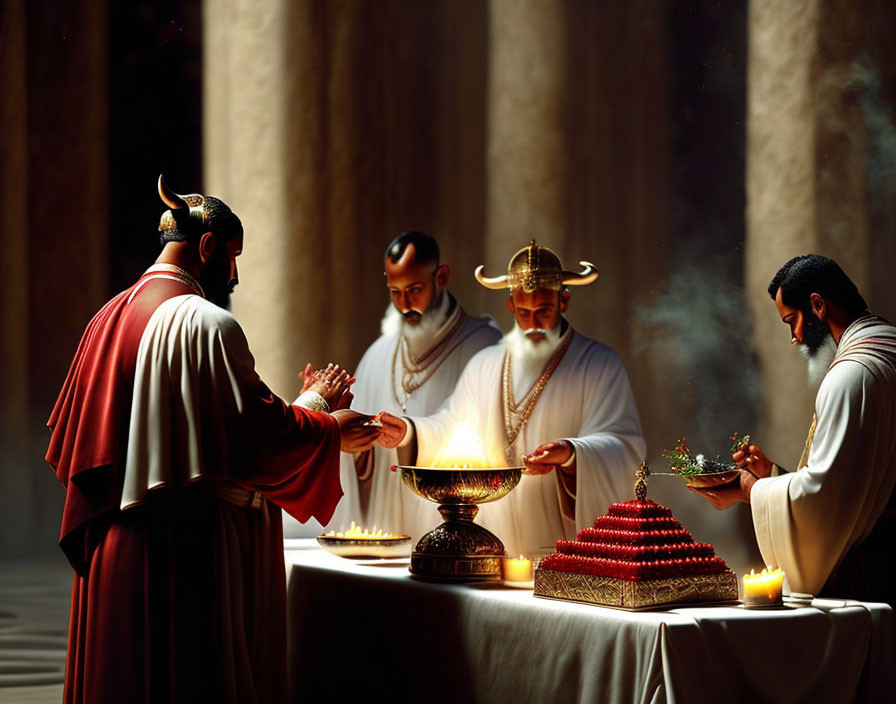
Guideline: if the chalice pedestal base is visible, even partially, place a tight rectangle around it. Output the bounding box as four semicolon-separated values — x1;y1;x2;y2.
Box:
409;505;506;582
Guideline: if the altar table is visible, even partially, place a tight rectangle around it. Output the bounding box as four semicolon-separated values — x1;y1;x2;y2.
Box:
284;540;894;704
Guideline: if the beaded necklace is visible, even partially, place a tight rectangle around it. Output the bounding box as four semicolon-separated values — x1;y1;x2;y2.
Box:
501;329;572;463
391;305;468;412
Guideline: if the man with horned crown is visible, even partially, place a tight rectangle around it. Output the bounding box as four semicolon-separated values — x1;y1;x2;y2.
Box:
46;176;381;703
311;231;502;539
379;241;646;557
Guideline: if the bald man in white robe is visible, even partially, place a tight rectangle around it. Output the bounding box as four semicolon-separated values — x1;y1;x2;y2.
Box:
308;231;501;540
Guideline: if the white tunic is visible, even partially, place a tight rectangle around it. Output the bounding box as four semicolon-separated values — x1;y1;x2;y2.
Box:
412;328;646;557
320;300;502;539
751;316;896;595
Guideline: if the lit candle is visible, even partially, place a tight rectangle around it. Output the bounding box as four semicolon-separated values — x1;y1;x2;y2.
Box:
324;521;403;540
742;566;785;607
503;556;534;587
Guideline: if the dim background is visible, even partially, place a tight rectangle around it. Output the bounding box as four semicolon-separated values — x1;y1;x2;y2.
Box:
3;0;895;594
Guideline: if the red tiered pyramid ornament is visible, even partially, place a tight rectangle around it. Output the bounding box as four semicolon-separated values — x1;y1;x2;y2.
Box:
534;462;739;610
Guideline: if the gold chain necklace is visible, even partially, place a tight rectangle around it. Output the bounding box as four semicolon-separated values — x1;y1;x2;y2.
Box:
501;332;572;463
391;309;468;412
145;263;205;297
128;264;205;304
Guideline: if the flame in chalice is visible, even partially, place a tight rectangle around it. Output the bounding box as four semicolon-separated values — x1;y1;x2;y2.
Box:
431;424;490;468
396;424;523;581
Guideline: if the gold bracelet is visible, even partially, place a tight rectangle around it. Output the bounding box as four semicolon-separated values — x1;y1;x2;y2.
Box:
296;390;330;414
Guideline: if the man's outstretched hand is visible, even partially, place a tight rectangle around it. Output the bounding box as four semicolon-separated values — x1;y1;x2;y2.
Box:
376;413;409;449
332;409;381;453
523;440;574;475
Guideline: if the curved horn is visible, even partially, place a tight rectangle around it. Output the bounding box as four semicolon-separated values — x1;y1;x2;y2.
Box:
158;174;188;211
562;261;599;286
474;265;509;290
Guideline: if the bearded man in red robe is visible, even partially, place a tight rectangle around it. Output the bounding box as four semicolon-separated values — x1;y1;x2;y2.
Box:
46;176;380;703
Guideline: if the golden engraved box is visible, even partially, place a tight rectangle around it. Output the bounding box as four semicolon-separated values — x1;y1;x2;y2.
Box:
534;569;739;610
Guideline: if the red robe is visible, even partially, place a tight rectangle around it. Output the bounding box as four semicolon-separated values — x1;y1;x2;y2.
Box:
47;268;342;703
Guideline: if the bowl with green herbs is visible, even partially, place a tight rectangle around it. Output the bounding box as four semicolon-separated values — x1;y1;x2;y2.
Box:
661;434;750;488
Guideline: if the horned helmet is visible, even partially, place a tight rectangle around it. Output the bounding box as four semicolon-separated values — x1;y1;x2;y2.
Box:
157;174;242;244
474;240;598;293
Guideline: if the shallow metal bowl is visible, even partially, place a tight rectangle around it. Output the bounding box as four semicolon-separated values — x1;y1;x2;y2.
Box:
682;469;741;488
396;465;524;505
316;534;412;559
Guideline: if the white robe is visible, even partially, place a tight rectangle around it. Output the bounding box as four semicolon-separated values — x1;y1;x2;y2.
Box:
296;300;502;539
412;327;646;557
751;315;896;595
123;292;341;520
123;294;258;505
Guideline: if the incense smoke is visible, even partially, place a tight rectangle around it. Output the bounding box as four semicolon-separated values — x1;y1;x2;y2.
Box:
816;55;896;242
816;55;896;200
633;250;760;453
856;57;896;207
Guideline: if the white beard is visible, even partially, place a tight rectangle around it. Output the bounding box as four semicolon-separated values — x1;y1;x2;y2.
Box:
380;291;451;358
504;321;564;400
800;334;838;391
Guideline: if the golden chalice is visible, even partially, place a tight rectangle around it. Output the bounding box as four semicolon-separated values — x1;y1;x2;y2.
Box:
394;464;523;581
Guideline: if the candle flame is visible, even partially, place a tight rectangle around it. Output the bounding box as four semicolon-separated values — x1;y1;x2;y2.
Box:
325;521;401;539
431;424;490;468
744;566;784;580
743;566;785;601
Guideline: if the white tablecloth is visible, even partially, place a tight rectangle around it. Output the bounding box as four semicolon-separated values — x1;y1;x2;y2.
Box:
284;540;894;704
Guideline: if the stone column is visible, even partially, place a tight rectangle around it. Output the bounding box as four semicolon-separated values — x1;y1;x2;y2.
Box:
485;0;566;276
205;0;404;397
204;0;300;397
204;0;490;397
746;0;896;463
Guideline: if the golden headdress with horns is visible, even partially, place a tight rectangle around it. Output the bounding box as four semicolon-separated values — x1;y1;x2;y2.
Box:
474;240;598;293
157;174;242;244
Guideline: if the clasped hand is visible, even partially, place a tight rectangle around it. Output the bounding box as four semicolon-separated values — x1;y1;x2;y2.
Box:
300;362;355;410
300;362;383;452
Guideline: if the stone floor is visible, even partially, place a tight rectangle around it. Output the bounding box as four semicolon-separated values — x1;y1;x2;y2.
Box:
0;558;70;703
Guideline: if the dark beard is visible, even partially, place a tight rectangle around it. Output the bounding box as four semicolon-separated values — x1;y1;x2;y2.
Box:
200;254;236;310
801;309;832;356
208;289;232;310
